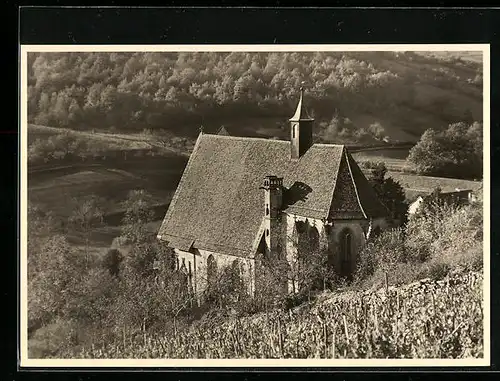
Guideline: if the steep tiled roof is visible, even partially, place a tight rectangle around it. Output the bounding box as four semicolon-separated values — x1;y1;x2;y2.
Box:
158;134;389;258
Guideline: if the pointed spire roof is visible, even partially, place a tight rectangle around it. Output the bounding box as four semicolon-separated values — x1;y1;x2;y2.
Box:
289;87;314;122
217;125;230;136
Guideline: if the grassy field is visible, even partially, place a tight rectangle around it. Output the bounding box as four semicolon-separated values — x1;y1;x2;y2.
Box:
28;125;188;251
352;150;410;172
28;124;153;150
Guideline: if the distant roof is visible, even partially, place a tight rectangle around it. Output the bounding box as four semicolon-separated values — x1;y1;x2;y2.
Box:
217;126;230;136
158;134;389;258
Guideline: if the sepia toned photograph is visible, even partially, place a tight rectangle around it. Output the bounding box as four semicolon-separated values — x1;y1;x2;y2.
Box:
20;45;489;366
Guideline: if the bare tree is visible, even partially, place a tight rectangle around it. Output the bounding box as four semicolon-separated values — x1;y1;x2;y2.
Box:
68;195;105;267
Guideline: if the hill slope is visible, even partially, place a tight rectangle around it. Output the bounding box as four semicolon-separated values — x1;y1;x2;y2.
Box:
74;270;483;359
27;51;482;144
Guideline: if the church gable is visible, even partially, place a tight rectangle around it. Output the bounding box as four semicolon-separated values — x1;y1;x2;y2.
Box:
328;151;367;220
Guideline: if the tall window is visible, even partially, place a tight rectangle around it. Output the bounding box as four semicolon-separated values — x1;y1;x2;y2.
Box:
371;226;381;240
339;229;352;279
207;254;217;290
295;221;308;256
308;227;320;253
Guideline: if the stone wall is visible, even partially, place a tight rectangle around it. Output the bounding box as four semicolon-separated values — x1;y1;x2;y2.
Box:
173;213;389;299
283;214;388;288
174;248;256;302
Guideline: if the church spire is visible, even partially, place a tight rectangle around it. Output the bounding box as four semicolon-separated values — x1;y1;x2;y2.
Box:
289;87;314;159
289;86;313;122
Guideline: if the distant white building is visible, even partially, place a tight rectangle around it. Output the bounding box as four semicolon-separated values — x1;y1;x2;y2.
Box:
408;188;476;216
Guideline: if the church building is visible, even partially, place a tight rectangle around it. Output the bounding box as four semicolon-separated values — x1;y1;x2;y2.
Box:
157;88;390;299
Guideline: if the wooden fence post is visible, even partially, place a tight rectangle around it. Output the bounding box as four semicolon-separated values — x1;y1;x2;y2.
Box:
332;325;336;359
278;317;283;358
323;321;328;358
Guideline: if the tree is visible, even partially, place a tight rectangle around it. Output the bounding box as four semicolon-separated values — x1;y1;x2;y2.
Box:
103;249;124;277
28;235;87;328
369;162;408;226
38;92;51;113
407;122;483;180
84;83;105;110
204;261;247;309
114;238;195;339
68;195;105;266
27;204;60;279
68;99;83;124
52;91;71;126
100;84;118;111
355;227;407;282
121;189;155;243
281;221;338;296
368;121;386;141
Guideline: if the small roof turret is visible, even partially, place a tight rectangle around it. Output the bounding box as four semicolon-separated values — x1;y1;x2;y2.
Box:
289;87;314;122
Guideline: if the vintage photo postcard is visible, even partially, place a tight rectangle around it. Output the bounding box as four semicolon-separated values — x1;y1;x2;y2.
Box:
19;44;490;368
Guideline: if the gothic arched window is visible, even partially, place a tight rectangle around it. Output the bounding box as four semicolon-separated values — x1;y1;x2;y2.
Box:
371;226;381;240
339;228;353;279
308;226;320;253
295;221;308;258
207;254;217;289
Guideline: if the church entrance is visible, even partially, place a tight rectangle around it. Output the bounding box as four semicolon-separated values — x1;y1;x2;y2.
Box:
339;228;353;280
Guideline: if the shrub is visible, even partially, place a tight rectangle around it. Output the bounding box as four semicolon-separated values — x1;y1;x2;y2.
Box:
406;202;483;268
280;290;310;311
102;249;124;277
358;228;406;270
356;201;483;289
425;261;451;280
28;318;79;359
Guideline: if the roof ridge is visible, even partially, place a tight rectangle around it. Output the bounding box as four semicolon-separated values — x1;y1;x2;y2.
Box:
203;133;346;149
344;150;368;219
313;143;346;149
202;133;289;144
324;146;346;220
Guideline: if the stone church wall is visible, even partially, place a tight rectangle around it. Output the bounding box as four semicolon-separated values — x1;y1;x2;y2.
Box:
173;214;388;300
174;248;256;302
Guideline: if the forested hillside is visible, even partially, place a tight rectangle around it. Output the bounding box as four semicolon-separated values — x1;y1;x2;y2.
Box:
27;51;483;144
